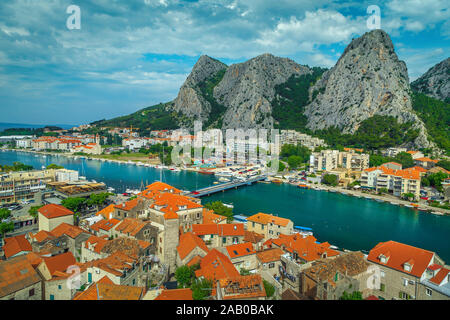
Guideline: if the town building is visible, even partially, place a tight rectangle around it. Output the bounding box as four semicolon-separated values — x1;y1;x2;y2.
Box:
176;232;209;266
367;240;446;300
73;275;145;300
191;223;245;247
1;235;32;260
246;212;293;240
225;242;258;273
38;204;74;232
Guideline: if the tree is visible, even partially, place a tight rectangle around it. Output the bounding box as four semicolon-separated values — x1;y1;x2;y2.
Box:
378;187;388;194
393;152;414;168
263;280;275;298
239;268;251;276
191;279;212;300
287;155;303;170
175;265;195;288
86;192;112;211
437;160;450;171
0;222;14;237
340;291;363;300
28;205;43;218
322;174;338;186
204;201;233;222
402;193;415;201
61;197;86;212
0;208;11;221
46;164;64;169
425;171;449;192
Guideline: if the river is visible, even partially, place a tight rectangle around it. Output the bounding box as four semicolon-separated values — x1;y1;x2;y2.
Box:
1;150;450;262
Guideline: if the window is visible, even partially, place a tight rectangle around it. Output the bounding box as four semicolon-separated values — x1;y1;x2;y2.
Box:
426;288;432;296
402;278;409;287
29;289;35;297
380;283;385;292
50;294;54;300
252;222;255;227
222;237;226;244
261;224;265;230
269;263;275;268
58;285;62;290
380;270;385;278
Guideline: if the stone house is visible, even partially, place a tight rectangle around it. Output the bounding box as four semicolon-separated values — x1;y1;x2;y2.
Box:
50;223;92;260
176;232;209;267
192;223;245;248
38;204;74;232
225;242;258;273
367;240;446;300
246;213;293;240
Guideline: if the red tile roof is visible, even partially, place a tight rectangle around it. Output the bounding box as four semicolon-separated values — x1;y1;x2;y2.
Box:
0;255;42;298
367;241;434;278
192;223;244;237
2;235;32;259
29;230;55;243
244;230;265;244
51;223;88;239
177;232;209;261
269;234;339;262
247;212;291;227
217;274;266;300
150;192;203;220
429;267;450;285
90;218;120;232
114;218;148;236
256;248;284;263
195;249;240;281
202;208;226;224
96;204;115;219
154;288;193;300
43;252;77;277
38;204;74;219
226;242;256;259
73;277;144;300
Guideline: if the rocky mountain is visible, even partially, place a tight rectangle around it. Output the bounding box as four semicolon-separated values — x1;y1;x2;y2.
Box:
169;53;311;129
411;57;450;103
170;55;227;124
93;30;447;151
304;29;433;149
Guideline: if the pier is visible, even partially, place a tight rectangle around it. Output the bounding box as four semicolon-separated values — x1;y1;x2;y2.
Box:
185;175;268;198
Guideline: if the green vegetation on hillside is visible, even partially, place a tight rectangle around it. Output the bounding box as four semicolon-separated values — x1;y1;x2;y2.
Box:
314;115;419;150
199;68;227;128
91;103;179;132
369;152;415;168
271;67;327;130
411;91;450;154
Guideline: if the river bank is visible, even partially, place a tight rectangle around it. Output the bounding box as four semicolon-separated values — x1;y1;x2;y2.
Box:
266;176;450;216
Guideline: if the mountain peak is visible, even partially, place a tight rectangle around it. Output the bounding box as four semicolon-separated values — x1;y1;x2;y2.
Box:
411;57;450;102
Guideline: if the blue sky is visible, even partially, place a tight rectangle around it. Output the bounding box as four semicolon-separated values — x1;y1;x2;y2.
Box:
0;0;448;126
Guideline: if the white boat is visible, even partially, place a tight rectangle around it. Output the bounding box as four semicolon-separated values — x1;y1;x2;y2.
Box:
136;162;144;166
107;187;115;192
431;211;444;216
218;177;231;182
390;202;398;205
215;171;233;178
172;168;181;172
404;204;414;208
223;203;234;209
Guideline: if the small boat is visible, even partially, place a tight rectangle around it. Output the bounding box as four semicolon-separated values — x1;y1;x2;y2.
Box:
107;187;115;192
404;204;414;208
218;177;231;182
297;184;309;189
272;179;282;184
199;170;215;175
172;168;181;172
390;202;398;205
375;199;384;202
431;211;444;216
223;203;234;209
364;196;372;200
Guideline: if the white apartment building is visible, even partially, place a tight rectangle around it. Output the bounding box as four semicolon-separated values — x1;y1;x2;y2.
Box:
309;149;369;172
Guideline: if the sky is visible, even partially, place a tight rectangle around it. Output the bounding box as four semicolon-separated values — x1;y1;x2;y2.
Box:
0;0;449;126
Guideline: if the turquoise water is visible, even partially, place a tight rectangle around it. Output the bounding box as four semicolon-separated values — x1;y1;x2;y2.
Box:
2;150;450;261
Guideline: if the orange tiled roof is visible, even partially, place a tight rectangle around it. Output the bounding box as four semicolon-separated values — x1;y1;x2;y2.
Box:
256;248;284;263
429;267;450;285
2;235;32;259
42;251;77;277
406;151;419;154
246;212;291;227
177;232;209;261
90;218;120;232
73;277;144;300
29;230;55;243
187;255;203;267
154;288;193;300
192;223;244;237
270;234;339;262
202;208;226;224
114;218;148;236
38;204;74;219
367;241;434;278
415;157;438;163
195;249;240;281
0;255;41;298
226;242;255;259
51;223;88;239
114;198;142;211
150;192;203;220
244;230;265;244
144;181;181;194
217;274;266;300
84;235;109;254
85;251;137;277
96;204;115;219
